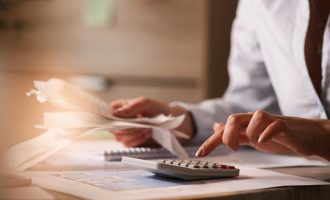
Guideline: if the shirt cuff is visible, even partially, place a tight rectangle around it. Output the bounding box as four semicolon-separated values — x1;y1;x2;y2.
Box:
170;102;215;145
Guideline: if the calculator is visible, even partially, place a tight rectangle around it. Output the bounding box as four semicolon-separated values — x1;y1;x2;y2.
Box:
121;157;239;181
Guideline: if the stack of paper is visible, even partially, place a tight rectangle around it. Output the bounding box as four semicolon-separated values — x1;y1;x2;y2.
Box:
1;79;189;171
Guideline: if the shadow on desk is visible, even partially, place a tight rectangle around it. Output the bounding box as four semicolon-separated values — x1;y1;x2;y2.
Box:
203;185;330;200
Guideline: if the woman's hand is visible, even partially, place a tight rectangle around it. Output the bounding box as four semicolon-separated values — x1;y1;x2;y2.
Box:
110;96;195;147
196;110;330;161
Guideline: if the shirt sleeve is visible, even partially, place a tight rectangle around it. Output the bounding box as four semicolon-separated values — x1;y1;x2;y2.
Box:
173;0;281;145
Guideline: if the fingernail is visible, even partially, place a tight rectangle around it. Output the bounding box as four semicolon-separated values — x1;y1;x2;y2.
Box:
213;123;220;130
117;108;125;112
258;135;265;144
113;108;121;113
195;148;204;157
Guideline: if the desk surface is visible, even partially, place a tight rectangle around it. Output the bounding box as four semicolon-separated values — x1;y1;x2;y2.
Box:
5;140;330;200
24;163;330;200
41;166;330;200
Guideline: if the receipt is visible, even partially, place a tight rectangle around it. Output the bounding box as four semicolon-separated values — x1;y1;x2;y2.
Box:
26;79;182;125
2;79;189;171
40;111;186;130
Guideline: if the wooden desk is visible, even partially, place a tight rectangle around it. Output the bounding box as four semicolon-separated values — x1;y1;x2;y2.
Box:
202;166;330;200
4;140;330;200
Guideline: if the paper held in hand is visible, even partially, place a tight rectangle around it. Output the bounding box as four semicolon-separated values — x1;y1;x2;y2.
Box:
1;79;189;171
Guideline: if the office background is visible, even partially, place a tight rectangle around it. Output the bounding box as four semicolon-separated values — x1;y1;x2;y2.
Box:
0;0;238;153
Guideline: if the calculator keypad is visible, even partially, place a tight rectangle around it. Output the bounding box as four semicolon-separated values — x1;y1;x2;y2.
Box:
160;159;236;170
122;156;239;180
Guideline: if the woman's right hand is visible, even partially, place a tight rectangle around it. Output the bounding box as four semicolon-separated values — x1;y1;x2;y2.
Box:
110;96;195;147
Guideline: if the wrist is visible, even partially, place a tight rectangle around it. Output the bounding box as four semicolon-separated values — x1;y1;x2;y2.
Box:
169;105;196;144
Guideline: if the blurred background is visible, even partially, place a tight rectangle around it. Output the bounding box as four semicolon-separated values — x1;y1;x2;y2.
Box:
0;0;238;153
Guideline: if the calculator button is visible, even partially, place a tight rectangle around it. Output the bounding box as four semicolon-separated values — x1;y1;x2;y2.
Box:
180;160;192;167
122;157;240;181
161;159;236;170
197;161;209;168
207;163;217;168
188;165;201;168
168;160;176;164
187;161;201;168
163;160;175;164
173;161;182;166
216;164;228;169
189;160;200;165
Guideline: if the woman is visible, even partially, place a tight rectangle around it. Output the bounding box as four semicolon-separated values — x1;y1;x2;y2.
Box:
110;0;330;161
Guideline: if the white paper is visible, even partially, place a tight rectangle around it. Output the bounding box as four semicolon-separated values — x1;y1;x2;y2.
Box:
122;166;329;199
7;139;328;199
1;79;189;171
150;127;188;159
27;78;186;141
26;140;328;171
26;79;183;126
0;126;187;171
41;111;185;130
1;130;72;171
20;166;329;200
42;112;110;129
204;148;330;168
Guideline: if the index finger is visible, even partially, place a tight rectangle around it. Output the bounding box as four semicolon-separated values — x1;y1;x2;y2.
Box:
195;123;225;157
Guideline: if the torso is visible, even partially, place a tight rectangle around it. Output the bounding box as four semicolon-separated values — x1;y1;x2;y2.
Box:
250;0;330;118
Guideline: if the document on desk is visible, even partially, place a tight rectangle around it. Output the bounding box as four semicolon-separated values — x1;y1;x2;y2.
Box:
1;129;73;171
21;166;329;200
28;140;329;171
12;139;329;199
205;148;330;168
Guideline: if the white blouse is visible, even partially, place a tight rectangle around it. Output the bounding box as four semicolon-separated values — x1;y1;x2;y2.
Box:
177;0;330;144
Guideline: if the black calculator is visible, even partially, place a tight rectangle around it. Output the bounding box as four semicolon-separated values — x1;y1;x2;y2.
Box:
121;157;239;181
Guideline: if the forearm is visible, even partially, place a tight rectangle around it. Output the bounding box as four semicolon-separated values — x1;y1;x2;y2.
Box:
316;120;330;161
